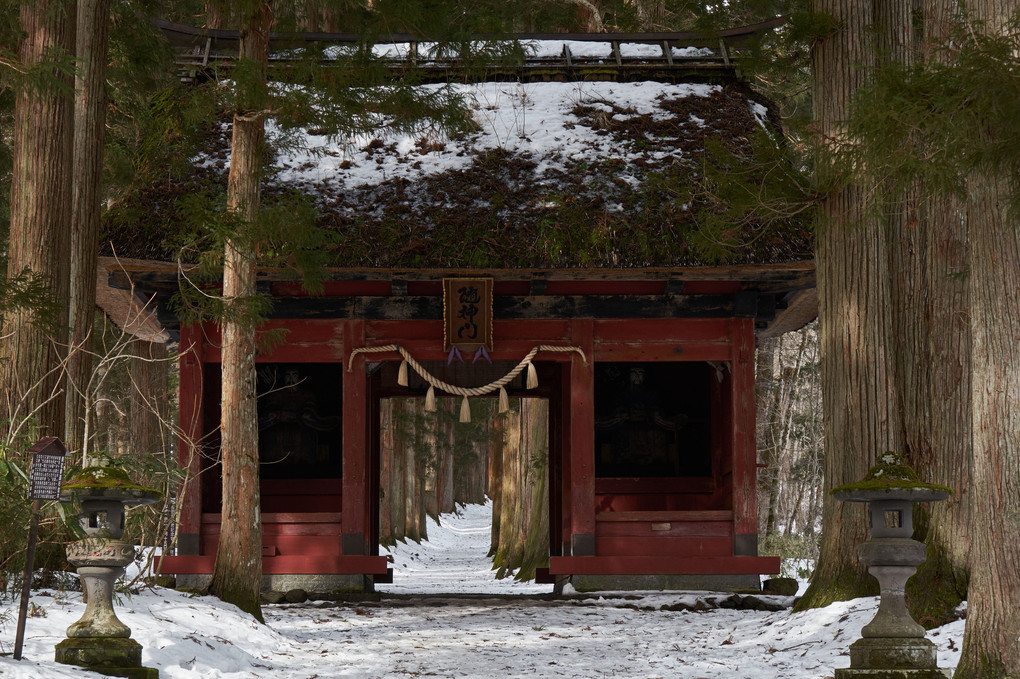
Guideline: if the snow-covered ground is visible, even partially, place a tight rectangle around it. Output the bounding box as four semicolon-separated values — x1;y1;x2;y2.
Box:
1;502;965;678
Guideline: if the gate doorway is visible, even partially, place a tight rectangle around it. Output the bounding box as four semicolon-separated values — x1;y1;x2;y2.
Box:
368;361;562;592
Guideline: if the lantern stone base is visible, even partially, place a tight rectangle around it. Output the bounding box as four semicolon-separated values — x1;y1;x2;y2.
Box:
833;638;950;679
55;637;159;678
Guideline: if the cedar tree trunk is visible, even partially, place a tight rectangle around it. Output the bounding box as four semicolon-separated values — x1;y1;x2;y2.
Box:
65;0;111;457
955;58;1020;672
796;0;898;611
2;0;75;442
208;0;273;623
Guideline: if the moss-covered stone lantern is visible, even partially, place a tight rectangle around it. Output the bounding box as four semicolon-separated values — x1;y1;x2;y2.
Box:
55;466;161;679
832;452;951;679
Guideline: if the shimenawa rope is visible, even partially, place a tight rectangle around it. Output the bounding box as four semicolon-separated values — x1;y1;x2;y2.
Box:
347;344;587;421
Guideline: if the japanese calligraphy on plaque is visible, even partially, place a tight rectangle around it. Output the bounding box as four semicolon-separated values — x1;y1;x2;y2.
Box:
443;278;493;352
27;436;67;500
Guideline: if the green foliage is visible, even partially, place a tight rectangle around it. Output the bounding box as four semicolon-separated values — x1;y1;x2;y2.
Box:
688;131;817;263
759;532;817;579
0;265;64;335
838;12;1020;220
168;185;333;335
104;6;206;194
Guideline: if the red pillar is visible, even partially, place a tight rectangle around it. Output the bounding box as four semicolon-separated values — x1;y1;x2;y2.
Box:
176;324;204;555
341;320;368;555
568;319;596;556
730;318;759;555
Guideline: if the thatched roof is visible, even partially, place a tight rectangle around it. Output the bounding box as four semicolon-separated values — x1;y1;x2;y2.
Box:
102;72;810;270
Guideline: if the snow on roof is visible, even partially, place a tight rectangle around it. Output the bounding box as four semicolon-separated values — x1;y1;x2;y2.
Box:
321;40;715;61
266;80;720;190
107;78;812;268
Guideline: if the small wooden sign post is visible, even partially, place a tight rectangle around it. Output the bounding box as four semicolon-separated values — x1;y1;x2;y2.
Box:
13;436;67;661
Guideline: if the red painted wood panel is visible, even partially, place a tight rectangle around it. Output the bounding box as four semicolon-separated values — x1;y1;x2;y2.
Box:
367;319;573;342
177;324;204;543
203;512;342;524
594;522;732;538
595;494;723;512
262;524;343;537
595;536;732;556
198;320;346;363
594;318;733;343
568;320;596;550
264;536;342;555
156;554;390;575
594;510;733;522
593;343;732;362
493;319;572;340
342;320;368;554
547;555;781;576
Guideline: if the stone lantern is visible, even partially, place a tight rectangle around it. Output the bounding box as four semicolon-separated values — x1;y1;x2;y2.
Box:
832;452;951;679
55;466;161;679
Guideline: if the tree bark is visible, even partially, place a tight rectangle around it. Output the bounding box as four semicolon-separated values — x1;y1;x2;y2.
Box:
65;0;111;458
379;399;394;545
2;0;76;443
208;0;273;623
955;0;1020;661
796;0;897;611
515;398;549;581
955;175;1020;677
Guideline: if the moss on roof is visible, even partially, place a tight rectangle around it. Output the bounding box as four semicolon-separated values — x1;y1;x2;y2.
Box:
101;82;812;269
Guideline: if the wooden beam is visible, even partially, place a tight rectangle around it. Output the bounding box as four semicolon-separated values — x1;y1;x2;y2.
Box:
256;293;748;320
547;555;781;575
155;554;390;575
106;261;815;289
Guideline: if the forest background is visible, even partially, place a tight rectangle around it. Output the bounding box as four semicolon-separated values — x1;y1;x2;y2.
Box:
0;0;1018;676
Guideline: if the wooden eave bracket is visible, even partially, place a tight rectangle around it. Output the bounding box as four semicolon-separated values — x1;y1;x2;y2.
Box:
95;257;171;344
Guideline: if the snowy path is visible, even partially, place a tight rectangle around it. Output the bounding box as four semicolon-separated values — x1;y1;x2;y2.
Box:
2;502;966;679
377;501;549;595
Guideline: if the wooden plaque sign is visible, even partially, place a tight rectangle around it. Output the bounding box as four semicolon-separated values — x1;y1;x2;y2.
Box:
28;436;67;500
443;278;494;352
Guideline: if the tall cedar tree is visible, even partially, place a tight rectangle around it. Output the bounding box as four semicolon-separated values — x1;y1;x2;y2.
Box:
2;0;76;442
957;2;1020;673
793;0;896;610
898;0;972;628
207;0;273;622
65;0;112;458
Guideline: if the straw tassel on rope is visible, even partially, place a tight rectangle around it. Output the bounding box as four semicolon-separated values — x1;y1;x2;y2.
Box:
397;359;409;387
526;362;538;389
498;386;509;413
425;385;437;412
459;396;471;423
